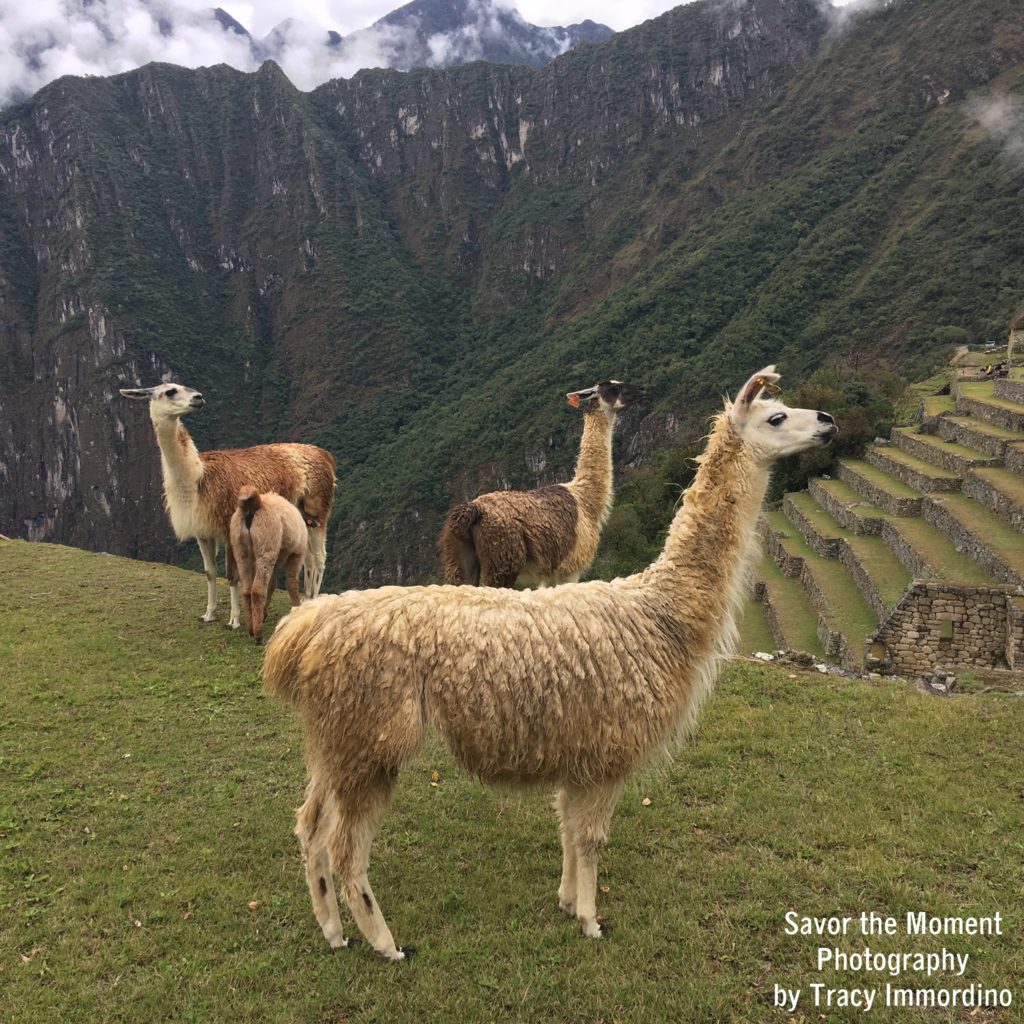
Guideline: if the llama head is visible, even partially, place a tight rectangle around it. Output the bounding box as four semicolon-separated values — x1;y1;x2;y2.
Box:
566;380;643;417
120;383;206;421
728;366;837;462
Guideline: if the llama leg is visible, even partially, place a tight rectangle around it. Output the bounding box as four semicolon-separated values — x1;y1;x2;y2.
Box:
305;525;327;598
284;553;304;607
554;788;578;916
565;781;624;939
296;783;349;949
225;540;241;630
330;777;410;961
264;571;278;619
250;583;268;643
196;537;219;622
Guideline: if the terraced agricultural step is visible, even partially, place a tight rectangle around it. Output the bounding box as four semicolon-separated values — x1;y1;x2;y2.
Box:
837;460;922;518
923;492;1024;587
738;591;776;655
750;548;824;658
964;466;1024;533
785;490;912;619
956;381;1024;432
937;415;1024;459
891;427;998;477
994;377;1024;404
762;509;878;668
881;516;997;586
865;445;961;494
809;477;887;535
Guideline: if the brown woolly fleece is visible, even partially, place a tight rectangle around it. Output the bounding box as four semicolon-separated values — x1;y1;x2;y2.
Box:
229;488;308;642
439;404;616;587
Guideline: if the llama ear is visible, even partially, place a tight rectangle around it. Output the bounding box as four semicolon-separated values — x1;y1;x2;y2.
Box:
731;366;781;424
120;387;155;400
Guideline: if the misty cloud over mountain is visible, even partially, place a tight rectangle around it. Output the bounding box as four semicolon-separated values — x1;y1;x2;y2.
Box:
0;0;613;106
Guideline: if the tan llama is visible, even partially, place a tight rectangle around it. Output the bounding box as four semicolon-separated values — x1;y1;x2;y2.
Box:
229;487;308;642
263;366;837;960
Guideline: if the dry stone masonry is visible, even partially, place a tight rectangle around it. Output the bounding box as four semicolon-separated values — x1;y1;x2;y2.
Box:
754;359;1024;677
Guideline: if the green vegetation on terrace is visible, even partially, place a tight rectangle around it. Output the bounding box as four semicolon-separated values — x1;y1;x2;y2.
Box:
786;491;912;610
751;548;825;657
841;459;922;500
943;414;1023;443
932;492;1024;579
972;465;1024;508
887;517;996;586
5;542;1022;1022
892;427;996;465
869;445;960;483
958;381;1024;413
763;509;879;643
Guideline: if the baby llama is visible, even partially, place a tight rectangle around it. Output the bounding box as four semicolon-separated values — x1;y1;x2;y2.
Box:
120;384;335;628
229;487;308;643
439;379;642;587
263;367;836;960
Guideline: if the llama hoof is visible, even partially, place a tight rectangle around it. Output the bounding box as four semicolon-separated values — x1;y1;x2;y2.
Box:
398;946;416;962
558;899;576;917
580;918;603;939
254;636;264;645
226;621;241;631
199;614;217;624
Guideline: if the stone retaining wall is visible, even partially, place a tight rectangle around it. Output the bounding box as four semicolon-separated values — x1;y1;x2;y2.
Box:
839;461;921;518
879;520;931;578
956;394;1024;433
962;472;1024;532
921;496;1023;587
783;495;841;558
866;447;960;494
892;428;994;476
1005;444;1024;474
937;416;1009;459
994;378;1024;404
868;584;1021;674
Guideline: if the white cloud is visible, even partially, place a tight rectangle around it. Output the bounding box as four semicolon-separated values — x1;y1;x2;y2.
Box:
969;93;1024;167
0;0;865;107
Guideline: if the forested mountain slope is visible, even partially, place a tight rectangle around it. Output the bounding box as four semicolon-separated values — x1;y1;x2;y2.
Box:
1;0;1022;584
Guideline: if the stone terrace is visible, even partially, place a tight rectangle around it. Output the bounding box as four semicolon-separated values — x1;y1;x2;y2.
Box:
745;370;1024;675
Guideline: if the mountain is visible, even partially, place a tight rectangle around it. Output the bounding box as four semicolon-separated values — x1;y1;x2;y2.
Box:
1;0;1023;586
0;1;612;107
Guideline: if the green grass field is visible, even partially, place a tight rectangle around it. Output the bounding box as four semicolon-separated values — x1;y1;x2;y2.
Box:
2;541;1023;1023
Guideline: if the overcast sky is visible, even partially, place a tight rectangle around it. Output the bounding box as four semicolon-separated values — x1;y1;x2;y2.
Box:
0;0;864;107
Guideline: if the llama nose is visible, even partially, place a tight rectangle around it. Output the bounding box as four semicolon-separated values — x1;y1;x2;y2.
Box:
817;411;835;426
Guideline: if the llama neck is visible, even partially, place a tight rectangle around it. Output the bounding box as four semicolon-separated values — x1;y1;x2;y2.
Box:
567;409;615;526
648;415;769;618
152;415;204;491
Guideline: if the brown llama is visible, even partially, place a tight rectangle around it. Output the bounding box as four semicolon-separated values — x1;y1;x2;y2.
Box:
439;379;642;587
120;384;335;627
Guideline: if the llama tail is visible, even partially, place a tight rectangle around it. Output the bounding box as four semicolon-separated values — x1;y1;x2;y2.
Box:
439;502;481;585
238;486;262;526
262;598;325;707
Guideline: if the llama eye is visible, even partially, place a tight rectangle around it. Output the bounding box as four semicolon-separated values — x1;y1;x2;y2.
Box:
165;388;178;398
767;412;787;427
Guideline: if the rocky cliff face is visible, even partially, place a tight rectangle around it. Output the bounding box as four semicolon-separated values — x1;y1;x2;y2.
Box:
2;0;1023;585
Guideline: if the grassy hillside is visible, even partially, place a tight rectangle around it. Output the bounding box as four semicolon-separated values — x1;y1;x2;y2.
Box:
2;540;1021;1022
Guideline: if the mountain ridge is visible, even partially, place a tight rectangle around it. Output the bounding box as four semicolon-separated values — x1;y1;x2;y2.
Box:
1;0;1023;585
